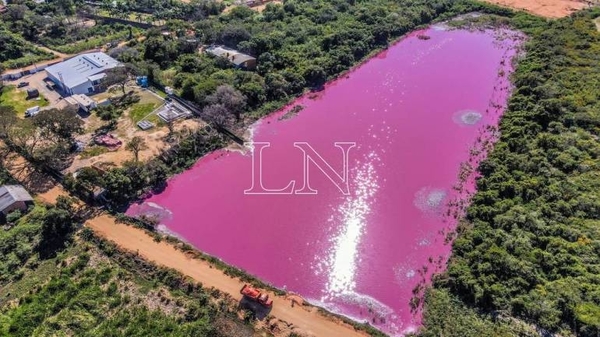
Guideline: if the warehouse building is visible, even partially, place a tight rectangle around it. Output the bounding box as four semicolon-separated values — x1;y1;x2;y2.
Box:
45;52;120;96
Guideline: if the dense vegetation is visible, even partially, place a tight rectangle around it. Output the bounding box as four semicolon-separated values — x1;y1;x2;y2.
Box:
0;25;54;69
0;0;140;59
0;231;254;336
95;0;224;21
419;7;600;337
3;0;600;335
0;184;85;281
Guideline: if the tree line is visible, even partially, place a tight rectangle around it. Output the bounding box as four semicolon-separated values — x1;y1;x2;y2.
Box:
417;6;600;337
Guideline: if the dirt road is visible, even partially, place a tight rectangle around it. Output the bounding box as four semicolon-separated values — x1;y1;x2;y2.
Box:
87;215;369;337
480;0;590;18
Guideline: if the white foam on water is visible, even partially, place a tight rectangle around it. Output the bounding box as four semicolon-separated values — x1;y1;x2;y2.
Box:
394;264;417;284
146;202;172;214
235;120;261;155
414;187;447;213
137;202;173;222
336;291;395;317
431;23;449;31
155;224;189;243
453;109;482;126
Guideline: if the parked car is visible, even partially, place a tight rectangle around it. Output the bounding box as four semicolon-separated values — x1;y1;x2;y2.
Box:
17;82;29;88
25;106;40;117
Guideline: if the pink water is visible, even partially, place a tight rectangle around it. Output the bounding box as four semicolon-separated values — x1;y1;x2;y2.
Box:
129;26;522;335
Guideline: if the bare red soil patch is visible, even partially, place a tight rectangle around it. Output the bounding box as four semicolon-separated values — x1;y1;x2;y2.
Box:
481;0;590;18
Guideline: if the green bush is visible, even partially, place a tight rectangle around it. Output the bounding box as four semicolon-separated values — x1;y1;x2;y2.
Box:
6;210;22;224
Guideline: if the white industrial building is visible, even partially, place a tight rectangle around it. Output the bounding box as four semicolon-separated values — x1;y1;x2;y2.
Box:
45;52;120;96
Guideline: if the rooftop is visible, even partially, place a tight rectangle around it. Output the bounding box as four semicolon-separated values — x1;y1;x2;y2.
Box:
157;102;192;122
73;94;95;106
45;52;120;89
0;185;33;212
65;94;95;107
205;45;256;66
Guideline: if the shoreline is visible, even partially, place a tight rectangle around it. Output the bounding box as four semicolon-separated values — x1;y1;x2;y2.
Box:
123;16;525;336
87;214;379;337
113;212;387;336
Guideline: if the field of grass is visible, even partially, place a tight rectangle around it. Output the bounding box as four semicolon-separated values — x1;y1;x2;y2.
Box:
0;205;47;287
0;85;49;114
150;86;168;99
129;103;158;122
128;90;164;124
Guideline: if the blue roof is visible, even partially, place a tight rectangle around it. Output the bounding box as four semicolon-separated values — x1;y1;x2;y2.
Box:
45;52;120;89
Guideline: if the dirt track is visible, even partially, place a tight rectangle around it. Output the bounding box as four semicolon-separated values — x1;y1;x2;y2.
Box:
481;0;590;18
0;145;368;336
87;215;369;337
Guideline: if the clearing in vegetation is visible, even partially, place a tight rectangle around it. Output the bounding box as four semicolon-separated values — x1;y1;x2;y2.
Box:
0;86;49;115
480;0;590;18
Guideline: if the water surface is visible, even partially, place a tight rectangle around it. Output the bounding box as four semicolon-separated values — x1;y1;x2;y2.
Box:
129;26;522;335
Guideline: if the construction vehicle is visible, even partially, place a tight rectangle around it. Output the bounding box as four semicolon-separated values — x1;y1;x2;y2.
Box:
240;284;273;308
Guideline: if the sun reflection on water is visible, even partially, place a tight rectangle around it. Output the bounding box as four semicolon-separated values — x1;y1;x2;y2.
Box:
321;152;379;297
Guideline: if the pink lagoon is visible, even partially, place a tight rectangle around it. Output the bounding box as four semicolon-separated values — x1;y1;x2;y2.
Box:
129;25;523;336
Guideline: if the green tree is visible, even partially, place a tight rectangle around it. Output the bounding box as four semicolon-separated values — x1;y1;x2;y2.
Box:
32;107;84;141
38;206;74;258
103;65;135;95
303;65;327;88
126;136;148;162
205;84;246;120
6;210;22;224
0;105;17;137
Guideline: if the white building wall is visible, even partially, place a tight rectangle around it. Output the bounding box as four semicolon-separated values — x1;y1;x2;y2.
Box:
46;72;64;90
69;81;94;95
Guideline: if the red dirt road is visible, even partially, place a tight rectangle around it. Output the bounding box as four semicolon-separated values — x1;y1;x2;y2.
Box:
87;215;369;337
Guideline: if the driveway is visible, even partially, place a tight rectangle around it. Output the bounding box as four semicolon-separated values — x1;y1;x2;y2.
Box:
9;71;68;110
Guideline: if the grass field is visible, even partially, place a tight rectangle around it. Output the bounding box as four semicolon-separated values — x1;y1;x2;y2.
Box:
128;89;164;124
0;85;49;114
129;103;158;122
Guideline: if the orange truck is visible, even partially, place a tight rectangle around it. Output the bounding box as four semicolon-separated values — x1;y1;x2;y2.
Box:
240;284;273;308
